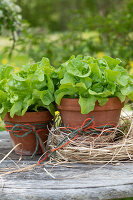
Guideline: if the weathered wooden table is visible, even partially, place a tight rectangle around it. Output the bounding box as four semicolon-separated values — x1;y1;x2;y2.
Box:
0;131;133;200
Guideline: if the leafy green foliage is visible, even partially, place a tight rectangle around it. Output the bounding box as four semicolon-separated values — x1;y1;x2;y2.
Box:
55;55;133;114
14;0;133;69
64;0;133;67
0;57;56;119
16;29;101;67
0;0;22;34
1;0;133;70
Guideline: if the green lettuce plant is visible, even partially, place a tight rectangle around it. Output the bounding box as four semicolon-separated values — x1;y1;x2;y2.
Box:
55;55;133;114
0;57;56;119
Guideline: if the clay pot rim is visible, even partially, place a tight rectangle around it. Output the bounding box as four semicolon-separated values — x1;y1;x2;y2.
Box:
4;110;53;123
59;96;119;101
57;97;124;112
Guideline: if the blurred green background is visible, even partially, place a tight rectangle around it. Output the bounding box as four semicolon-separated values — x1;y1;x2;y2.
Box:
1;0;133;71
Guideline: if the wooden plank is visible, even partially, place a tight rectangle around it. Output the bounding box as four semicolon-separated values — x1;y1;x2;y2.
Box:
0;131;40;161
0;131;11;148
1;131;133;199
1;161;133;199
1;185;133;200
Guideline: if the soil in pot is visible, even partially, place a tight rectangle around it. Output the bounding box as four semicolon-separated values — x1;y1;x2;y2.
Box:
4;111;53;156
57;97;124;127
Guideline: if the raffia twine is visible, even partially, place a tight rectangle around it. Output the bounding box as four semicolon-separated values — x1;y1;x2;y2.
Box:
48;115;133;164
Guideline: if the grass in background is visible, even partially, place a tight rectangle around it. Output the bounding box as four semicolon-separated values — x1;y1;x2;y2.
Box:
0;36;30;69
0;54;29;68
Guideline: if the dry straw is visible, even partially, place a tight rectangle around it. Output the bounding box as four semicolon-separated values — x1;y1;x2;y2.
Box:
48;114;133;164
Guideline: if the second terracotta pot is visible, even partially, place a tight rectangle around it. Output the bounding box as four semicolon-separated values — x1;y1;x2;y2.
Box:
4;111;53;156
57;97;124;127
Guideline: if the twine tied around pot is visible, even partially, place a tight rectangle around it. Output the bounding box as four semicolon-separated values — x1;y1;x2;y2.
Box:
38;117;117;165
4;121;51;158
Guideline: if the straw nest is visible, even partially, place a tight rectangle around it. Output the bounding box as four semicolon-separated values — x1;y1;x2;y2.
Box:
48;114;133;164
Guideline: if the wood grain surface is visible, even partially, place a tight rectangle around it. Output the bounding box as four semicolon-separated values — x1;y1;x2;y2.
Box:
0;131;133;200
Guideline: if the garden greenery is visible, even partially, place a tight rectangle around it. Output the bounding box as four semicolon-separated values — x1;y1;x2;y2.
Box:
0;57;56;119
55;55;133;114
13;0;133;68
0;0;22;34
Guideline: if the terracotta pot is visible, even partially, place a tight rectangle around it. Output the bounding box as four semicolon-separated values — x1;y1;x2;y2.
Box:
57;97;124;127
4;111;53;156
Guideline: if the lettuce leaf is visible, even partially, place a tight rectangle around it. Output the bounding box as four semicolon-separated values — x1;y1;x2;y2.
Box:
79;95;96;114
63;55;91;77
103;56;121;69
55;83;77;105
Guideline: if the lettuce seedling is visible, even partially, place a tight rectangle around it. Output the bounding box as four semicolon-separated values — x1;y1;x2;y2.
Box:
0;57;56;119
55;55;133;114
